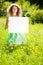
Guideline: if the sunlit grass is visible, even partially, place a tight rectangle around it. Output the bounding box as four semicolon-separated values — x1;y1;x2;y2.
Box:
0;18;43;65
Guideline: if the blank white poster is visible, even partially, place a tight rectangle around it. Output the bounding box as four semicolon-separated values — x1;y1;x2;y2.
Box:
8;17;29;33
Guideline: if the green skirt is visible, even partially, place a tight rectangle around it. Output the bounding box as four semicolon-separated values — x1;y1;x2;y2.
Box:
7;33;27;45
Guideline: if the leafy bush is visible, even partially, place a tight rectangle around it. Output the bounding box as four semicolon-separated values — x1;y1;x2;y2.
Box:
30;10;43;23
23;4;43;24
0;1;12;16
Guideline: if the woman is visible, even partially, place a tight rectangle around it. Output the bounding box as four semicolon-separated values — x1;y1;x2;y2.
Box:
5;4;26;45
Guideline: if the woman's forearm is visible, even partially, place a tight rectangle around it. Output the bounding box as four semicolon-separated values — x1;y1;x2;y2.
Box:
5;18;8;29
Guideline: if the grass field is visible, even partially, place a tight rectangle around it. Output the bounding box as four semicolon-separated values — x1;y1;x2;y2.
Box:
0;18;43;65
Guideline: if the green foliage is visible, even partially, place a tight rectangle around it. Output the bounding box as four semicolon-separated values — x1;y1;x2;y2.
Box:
0;0;5;16
30;10;43;23
0;0;5;3
24;4;39;18
0;1;12;16
0;18;43;65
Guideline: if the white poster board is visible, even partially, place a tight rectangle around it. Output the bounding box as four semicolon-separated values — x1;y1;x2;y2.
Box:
8;17;29;33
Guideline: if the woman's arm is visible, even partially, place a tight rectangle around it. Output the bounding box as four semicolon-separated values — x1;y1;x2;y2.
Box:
5;17;8;29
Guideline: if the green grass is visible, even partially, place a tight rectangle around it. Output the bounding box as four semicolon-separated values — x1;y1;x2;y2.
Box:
0;18;43;65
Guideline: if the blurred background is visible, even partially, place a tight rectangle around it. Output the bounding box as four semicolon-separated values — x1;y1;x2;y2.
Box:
0;0;43;23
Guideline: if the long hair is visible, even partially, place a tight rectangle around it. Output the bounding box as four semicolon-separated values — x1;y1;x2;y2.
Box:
7;4;23;16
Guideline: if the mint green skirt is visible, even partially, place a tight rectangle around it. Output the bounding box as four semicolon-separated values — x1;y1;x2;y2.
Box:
7;33;26;45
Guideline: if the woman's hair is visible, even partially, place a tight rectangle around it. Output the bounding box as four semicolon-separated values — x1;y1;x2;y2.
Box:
7;4;22;16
